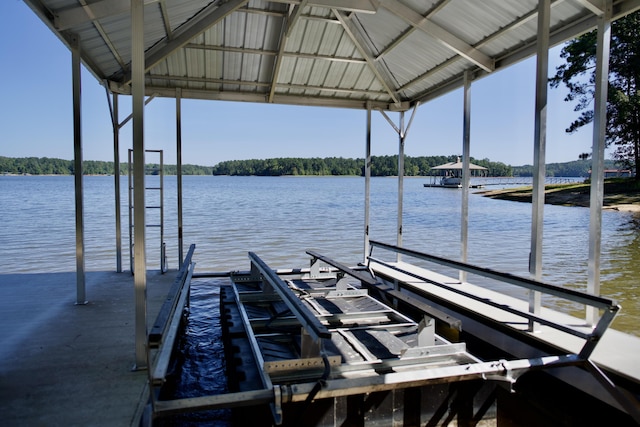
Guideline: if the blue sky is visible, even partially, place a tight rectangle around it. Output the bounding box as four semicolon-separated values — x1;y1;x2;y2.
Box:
1;1;599;167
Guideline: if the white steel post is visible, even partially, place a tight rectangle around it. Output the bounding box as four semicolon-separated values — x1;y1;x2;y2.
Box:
460;71;472;283
71;34;87;305
132;0;148;370
529;0;550;329
364;103;372;263
587;1;612;325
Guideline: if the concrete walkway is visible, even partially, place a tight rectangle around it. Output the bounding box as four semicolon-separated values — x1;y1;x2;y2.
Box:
0;270;175;427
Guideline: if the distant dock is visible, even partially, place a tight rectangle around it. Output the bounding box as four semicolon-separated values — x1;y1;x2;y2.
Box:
424;177;584;189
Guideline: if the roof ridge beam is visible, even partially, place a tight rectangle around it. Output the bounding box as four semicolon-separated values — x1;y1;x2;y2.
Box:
185;43;367;63
116;0;249;85
379;0;494;73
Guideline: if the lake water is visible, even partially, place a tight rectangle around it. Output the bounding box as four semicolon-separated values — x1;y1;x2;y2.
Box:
1;174;638;336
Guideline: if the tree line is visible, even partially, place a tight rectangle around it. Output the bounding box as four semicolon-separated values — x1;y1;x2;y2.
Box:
512;160;618;177
2;155;621;178
211;155;513;177
550;11;639;181
0;156;213;175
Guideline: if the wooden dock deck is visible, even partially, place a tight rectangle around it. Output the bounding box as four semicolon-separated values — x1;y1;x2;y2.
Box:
0;270;175;427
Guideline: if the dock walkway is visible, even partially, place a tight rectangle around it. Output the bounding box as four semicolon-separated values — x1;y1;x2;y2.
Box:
0;270;175;427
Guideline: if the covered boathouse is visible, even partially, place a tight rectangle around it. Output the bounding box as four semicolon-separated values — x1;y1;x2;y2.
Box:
5;0;640;426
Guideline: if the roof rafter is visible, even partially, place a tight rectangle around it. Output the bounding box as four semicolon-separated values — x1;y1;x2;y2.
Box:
399;0;566;95
332;10;400;105
115;0;249;84
268;5;294;103
375;0;453;61
53;0;159;30
285;0;309;37
379;0;495;73
572;0;605;15
411;0;640;105
158;1;173;39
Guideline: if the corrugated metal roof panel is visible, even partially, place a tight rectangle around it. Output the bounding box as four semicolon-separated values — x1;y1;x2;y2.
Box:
27;0;640;109
432;0;536;46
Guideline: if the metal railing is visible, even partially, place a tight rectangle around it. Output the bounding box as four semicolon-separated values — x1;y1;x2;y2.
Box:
367;240;619;360
148;243;195;390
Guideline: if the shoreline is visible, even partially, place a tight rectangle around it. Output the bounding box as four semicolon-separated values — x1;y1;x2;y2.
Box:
479;182;640;213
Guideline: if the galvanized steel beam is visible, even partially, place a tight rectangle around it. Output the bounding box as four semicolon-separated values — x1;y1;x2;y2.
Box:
268;5;292;103
574;0;606;15
53;0;159;30
132;0;148;370
375;0;452;60
379;0;494;73
364;103;372;263
248;252;331;342
413;1;640;105
333;9;401;105
119;0;249;85
397;111;405;259
176;88;184;265
71;34;87;305
111;92;123;273
587;0;612;325
460;71;471;283
529;0;550;332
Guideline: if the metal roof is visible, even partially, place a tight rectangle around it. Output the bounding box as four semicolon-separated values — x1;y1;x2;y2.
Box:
24;0;640;111
431;158;487;171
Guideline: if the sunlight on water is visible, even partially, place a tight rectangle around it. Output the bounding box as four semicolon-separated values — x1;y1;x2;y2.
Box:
1;175;638;336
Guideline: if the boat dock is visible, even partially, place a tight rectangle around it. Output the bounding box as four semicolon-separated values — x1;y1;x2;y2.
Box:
8;1;640;425
0;270;175;426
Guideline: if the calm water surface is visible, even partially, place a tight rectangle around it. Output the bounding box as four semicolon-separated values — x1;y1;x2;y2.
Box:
1;174;638;335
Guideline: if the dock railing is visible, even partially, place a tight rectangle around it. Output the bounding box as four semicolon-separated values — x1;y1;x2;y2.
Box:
148;243;195;389
367;240;619;360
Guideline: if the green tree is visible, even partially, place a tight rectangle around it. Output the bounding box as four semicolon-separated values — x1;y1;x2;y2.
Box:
550;11;640;180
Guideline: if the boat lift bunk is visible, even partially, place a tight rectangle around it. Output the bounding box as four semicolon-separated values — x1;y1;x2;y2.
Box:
205;249;640;426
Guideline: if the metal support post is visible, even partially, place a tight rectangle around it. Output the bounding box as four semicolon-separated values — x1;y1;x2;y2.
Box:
176;88;184;265
587;1;612;325
112;93;123;273
460;71;472;283
363;103;372;263
529;0;550;330
378;106;419;263
397;111;405;261
71;34;87;305
132;0;148;370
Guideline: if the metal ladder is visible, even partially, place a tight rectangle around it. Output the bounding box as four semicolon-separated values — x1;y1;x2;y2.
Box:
128;149;167;274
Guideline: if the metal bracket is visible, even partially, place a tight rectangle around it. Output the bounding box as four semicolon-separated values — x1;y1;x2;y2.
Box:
482;359;517;390
417;315;435;347
271;385;283;425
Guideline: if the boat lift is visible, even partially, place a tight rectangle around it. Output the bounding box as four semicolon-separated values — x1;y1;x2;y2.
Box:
146;248;639;426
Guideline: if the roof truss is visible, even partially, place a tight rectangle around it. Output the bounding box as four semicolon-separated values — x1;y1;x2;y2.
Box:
24;0;640;110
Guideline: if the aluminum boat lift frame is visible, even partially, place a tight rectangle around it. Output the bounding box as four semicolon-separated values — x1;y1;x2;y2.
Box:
149;249;639;426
